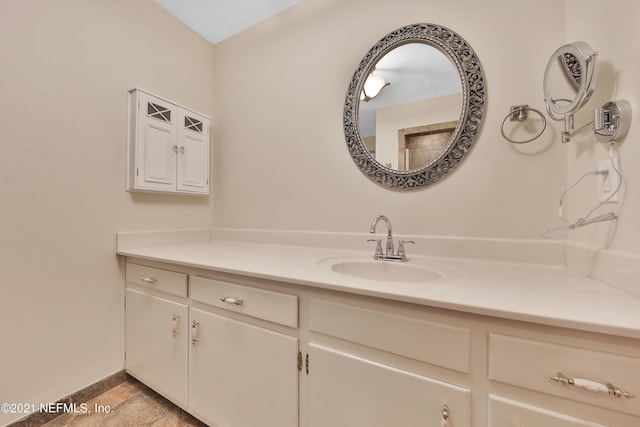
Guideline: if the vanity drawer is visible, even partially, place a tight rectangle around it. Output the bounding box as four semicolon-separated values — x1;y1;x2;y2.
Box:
190;276;298;328
488;334;640;416
125;263;187;298
309;299;470;373
489;395;608;427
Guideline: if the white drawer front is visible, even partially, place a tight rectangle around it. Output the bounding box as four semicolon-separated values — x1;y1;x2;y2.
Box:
309;299;470;372
190;276;298;328
488;334;640;416
125;263;187;297
489;395;609;427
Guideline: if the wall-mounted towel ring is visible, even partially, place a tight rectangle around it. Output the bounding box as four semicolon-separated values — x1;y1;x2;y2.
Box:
500;105;547;144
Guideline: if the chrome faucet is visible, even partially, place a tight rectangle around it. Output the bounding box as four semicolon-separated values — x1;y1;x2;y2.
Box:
368;215;414;262
369;214;394;255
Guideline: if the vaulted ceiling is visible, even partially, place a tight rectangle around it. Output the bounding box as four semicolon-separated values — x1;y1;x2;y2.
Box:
154;0;303;44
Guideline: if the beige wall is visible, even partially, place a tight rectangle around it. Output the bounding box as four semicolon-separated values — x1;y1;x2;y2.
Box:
212;0;640;257
211;0;568;239
564;0;640;255
2;0;639;424
0;1;214;424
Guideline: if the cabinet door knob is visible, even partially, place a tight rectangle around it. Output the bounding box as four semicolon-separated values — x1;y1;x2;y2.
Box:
140;277;157;284
441;404;449;427
171;314;179;339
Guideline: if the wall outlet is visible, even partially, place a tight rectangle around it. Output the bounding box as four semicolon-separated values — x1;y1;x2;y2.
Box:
598;159;620;203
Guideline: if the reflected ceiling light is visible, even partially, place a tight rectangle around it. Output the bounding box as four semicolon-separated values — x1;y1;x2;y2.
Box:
361;72;390;102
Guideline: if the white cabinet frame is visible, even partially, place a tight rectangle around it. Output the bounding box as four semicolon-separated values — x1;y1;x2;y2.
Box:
126;89;210;195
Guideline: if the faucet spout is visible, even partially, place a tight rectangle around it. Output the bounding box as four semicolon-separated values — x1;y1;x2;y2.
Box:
369;214;392;234
369;215;394;256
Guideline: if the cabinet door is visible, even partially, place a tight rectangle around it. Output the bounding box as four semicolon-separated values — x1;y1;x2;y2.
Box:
489;395;609;427
189;308;298;427
135;92;178;191
307;343;470;427
177;110;209;194
125;288;188;407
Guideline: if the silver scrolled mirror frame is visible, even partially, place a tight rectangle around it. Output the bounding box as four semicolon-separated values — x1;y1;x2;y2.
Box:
344;23;486;190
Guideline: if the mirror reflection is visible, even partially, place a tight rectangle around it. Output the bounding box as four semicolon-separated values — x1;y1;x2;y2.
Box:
358;43;462;171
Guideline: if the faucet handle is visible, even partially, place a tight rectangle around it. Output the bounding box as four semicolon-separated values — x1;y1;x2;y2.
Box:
397;240;415;260
367;239;383;258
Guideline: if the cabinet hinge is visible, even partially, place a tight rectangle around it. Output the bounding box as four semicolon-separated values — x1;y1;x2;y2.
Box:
297;351;302;372
305;353;309;375
136;168;139;177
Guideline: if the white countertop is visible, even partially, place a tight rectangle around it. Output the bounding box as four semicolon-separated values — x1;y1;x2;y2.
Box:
116;234;640;340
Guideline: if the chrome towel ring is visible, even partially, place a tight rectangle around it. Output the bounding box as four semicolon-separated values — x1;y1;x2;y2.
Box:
500;105;547;144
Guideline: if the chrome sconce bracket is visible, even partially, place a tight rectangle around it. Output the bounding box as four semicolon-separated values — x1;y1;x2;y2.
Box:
560;100;631;144
594;100;631;143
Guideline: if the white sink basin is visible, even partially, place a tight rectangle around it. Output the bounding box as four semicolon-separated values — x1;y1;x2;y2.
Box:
318;256;460;283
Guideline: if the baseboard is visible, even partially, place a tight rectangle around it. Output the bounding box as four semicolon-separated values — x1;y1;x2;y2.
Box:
8;371;127;427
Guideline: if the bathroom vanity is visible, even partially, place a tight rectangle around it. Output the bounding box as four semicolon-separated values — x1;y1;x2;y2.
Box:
114;17;640;427
117;232;640;427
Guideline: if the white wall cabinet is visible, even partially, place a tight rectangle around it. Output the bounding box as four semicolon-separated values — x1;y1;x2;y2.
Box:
127;89;210;195
123;259;640;427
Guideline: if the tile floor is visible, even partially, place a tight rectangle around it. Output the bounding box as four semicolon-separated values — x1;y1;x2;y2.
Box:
37;378;207;427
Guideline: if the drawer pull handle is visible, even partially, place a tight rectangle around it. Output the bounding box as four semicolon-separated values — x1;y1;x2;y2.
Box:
606;382;636;399
551;372;635;399
220;297;244;306
140;277;157;284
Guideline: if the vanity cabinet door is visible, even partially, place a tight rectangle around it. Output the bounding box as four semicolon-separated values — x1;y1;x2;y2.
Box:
125;288;188;407
306;343;471;427
189;307;299;427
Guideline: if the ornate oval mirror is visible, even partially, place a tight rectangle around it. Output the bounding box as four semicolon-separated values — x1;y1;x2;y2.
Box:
344;23;486;190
